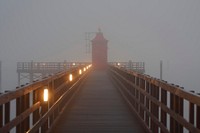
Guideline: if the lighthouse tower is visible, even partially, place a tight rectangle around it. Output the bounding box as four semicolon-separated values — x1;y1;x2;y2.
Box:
91;29;108;70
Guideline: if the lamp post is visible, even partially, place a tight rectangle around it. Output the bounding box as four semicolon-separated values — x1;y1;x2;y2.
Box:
41;86;49;132
69;74;73;82
79;69;82;75
43;88;49;102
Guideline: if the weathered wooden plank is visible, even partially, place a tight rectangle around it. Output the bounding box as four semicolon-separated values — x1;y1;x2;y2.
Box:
51;71;145;133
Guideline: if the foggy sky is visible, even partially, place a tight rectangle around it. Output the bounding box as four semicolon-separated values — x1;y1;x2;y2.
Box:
0;0;200;92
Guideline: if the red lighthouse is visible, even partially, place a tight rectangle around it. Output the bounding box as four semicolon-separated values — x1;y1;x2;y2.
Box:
92;29;108;70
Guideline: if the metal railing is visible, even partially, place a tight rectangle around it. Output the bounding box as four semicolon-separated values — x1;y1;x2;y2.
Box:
0;65;92;133
109;65;200;133
109;61;145;73
17;62;90;73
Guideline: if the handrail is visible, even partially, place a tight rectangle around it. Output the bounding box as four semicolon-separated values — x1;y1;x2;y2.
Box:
109;65;200;133
27;73;87;133
17;62;90;72
109;61;145;73
0;64;92;133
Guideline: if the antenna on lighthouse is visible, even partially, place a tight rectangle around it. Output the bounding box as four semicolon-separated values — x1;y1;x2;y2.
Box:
98;27;101;33
85;32;96;54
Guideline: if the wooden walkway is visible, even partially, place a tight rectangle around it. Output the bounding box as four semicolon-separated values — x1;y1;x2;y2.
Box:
51;70;145;133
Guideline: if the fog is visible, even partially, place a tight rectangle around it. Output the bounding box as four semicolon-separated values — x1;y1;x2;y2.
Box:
0;0;200;93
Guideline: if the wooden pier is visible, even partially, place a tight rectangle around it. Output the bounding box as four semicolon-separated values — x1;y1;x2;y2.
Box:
51;71;145;133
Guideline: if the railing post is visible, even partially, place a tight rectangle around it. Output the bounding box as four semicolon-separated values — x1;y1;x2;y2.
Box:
170;92;175;133
139;78;145;120
5;103;10;133
33;89;40;133
132;76;136;108
136;89;139;112
150;84;155;132
150;84;159;133
49;81;55;127
24;93;30;132
16;94;29;133
154;85;159;133
0;93;2;128
41;102;48;133
179;96;184;133
174;95;179;133
197;93;200;130
145;82;150;128
161;88;167;133
21;95;25;133
16;94;21;133
174;89;183;133
41;87;49;133
0;105;2;128
54;81;59;120
136;77;139;112
189;91;195;131
4;91;10;133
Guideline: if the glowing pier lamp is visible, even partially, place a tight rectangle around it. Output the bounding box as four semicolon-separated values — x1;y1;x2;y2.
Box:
72;63;76;66
69;74;73;81
83;67;86;72
43;87;49;102
79;69;82;75
117;63;121;66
